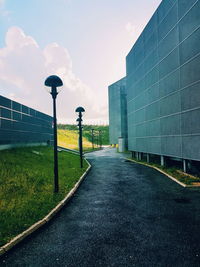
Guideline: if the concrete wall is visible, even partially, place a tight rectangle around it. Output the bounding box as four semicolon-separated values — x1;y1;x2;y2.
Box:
0;95;53;149
126;0;200;161
108;77;127;145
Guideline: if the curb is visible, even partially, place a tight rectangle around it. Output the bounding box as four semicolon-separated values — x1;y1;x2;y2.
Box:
126;158;200;188
0;158;91;256
57;146;79;155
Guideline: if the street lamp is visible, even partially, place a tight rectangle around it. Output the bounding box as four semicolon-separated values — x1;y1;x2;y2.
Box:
99;130;102;148
45;75;63;193
76;106;85;168
91;128;94;149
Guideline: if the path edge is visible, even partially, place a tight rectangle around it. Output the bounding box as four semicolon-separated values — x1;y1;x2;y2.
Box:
0;159;91;256
126;158;200;188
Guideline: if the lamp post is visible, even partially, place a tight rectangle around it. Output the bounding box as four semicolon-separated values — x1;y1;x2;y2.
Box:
76;106;85;168
99;130;102;148
45;75;63;193
91;128;94;149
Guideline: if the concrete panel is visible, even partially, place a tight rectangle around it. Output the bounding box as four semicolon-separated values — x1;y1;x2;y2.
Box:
22;105;29;114
1;119;12;130
136;137;147;152
160;91;181;117
179;1;200;41
135;91;147;110
158;26;179;61
161;136;182;157
178;0;198;19
134;64;145;84
159;69;180;97
181;81;200;111
133;79;146;98
143;12;158;43
135;108;145;124
12;101;21;112
1;108;11;119
145;66;159;89
160;114;181;135
158;2;178;41
144;30;158;58
182;135;200;160
146;101;160;121
147;83;159;104
144;49;159;74
146;137;161;154
128;137;137;151
13;111;21;121
157;0;177;24
136;123;146;137
0;96;11;108
180;54;200;89
146;119;160;137
159;47;179;80
181;109;200;134
180;27;200;65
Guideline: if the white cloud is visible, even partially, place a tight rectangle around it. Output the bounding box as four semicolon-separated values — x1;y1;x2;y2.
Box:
125;22;136;36
0;26;107;123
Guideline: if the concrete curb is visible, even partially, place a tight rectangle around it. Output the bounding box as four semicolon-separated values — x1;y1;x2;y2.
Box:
0;159;91;256
57;146;79;155
126;158;200;188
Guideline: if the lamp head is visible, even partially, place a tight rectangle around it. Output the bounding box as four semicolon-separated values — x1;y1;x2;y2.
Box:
45;75;63;87
75;106;85;113
44;75;63;98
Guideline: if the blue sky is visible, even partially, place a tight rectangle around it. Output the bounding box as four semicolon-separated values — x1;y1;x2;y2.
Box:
0;0;162;123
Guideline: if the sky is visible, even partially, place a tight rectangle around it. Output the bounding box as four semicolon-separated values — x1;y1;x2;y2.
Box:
0;0;162;124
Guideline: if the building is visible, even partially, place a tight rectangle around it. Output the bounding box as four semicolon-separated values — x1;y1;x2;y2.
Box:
108;77;127;148
0;95;53;150
109;0;200;171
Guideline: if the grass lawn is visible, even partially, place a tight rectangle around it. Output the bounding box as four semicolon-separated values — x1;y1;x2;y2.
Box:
129;158;200;186
0;146;88;247
58;129;92;151
57;124;109;151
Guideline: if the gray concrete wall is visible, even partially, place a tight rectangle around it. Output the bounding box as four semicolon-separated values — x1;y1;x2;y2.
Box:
126;0;200;161
0;95;53;149
108;77;127;145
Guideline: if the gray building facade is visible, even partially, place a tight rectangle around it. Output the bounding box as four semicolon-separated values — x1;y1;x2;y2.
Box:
108;77;127;146
0;95;53;149
126;0;200;165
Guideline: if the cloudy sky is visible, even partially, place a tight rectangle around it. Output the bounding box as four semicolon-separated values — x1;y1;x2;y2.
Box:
0;0;162;124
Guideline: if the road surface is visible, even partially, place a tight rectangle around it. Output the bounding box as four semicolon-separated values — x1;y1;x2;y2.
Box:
1;148;200;266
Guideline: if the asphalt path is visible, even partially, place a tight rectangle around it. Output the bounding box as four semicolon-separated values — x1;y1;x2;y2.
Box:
1;148;200;266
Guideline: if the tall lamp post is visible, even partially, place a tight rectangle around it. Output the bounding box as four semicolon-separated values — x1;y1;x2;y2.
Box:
99;130;102;148
45;75;63;193
91;128;94;150
76;106;85;168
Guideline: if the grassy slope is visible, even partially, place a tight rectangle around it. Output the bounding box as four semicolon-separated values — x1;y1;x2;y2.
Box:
0;146;88;246
58;129;92;150
57;124;109;150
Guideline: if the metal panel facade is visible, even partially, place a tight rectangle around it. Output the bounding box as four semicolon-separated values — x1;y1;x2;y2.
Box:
108;77;127;145
0;95;53;146
126;0;200;161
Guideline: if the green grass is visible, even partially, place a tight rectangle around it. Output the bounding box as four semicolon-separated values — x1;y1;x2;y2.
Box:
57;124;109;151
57;129;92;151
58;124;109;146
129;157;200;185
0;146;88;247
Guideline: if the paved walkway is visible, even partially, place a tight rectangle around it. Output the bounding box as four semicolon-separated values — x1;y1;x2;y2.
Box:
1;148;200;266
